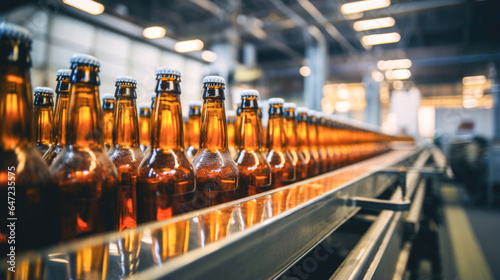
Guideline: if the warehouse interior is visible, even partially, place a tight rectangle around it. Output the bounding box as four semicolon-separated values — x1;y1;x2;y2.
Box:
1;0;499;279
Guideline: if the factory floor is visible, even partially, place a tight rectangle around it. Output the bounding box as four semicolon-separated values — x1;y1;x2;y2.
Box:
439;182;500;280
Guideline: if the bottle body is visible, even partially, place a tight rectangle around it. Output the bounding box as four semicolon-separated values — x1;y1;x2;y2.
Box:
139;107;151;152
34;89;54;156
296;109;317;178
102;96;114;152
284;106;307;180
186;103;201;159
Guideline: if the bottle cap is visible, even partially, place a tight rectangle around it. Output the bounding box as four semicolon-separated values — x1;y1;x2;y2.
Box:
101;93;114;101
115;75;137;86
226;110;236;118
241;89;259;98
151;92;157;99
56;69;72;81
34;87;54;96
296;107;309;114
283;102;296;110
189;100;203;107
307;109;317;116
202;75;225;86
138;102;151;109
155;67;181;78
0;22;32;43
69;53;100;67
268;98;285;105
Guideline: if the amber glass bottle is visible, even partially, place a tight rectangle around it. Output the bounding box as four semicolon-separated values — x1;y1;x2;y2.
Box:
102;93;114;152
235;99;242;148
307;110;325;174
266;98;296;188
227;110;238;159
107;76;144;277
137;67;196;219
192;76;238;208
283;102;307;181
316;112;333;172
138;103;151;152
296;107;318;177
50;54;118;241
33;87;54;156
257;101;266;148
235;90;271;198
0;22;58;255
186;100;202;159
43;69;71;165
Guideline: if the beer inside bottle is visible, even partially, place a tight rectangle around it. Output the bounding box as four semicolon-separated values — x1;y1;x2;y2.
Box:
102;93;114;152
296;107;317;178
186;100;202;159
137;67;196;221
283;102;307;181
227;110;237;159
235;89;271;198
138;103;151;152
43;69;71;165
266;98;296;188
192;76;238;208
33;86;54;156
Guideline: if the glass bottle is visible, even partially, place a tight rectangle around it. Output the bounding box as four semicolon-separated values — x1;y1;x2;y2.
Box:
107;76;144;278
296;107;318;177
0;21;58;255
227;110;237;159
43;69;71;165
283;102;307;181
33;86;54;156
235;90;271;198
192;76;238;208
138;103;151;152
102;93;114;152
307;110;324;174
186;100;202;159
266;98;296;188
235;99;242;149
317;112;333;172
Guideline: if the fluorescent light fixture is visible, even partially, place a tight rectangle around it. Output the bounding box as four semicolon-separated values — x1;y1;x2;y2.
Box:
300;66;311;77
362;32;400;46
462;75;486;85
142;26;166;39
63;0;104;15
377;58;412;70
353;17;395;31
201;50;217;63
174;39;204;53
392;69;411;80
341;0;390;15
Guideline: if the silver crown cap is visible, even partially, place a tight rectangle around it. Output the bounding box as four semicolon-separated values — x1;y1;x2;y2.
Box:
34;87;54;95
70;53;100;67
226;110;236;118
296;107;309;114
307;109;317;116
203;75;225;85
268;98;285;105
56;69;72;77
0;22;32;43
151;92;157;99
155;67;181;77
283;102;296;109
189;100;203;107
241;89;259;98
101;93;114;100
115;75;137;85
138;102;151;109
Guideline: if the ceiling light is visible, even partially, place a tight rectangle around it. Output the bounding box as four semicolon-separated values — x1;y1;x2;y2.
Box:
142;26;166;39
462;75;487;85
371;70;384;82
362;32;400;46
392;69;411;80
393;80;404;90
201;50;217;63
337;89;350;99
300;66;311;77
463;98;478;109
341;0;390;15
63;0;104;15
335;101;351;112
174;39;204;53
353;17;395;31
377;59;412;70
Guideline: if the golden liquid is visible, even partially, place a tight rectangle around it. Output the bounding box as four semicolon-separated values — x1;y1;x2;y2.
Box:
7;254;45;280
102;107;113;151
151;220;189;265
237;197;268;230
34;105;53;156
69;243;109;280
198;206;235;247
297;114;317;178
186;113;200;159
139;114;150;152
284;110;307;180
227;116;237;159
43;90;70;165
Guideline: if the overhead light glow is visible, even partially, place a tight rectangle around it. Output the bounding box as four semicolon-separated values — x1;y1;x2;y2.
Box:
335;101;351;112
362;32;400;46
300;66;311;77
392;69;411;80
377;58;412;70
462;75;487;86
371;70;384;82
174;39;204;53
341;0;390;15
201;50;217;63
63;0;104;15
353;17;395;31
463;98;478;109
337;89;350;99
142;26;166;39
393;80;404;90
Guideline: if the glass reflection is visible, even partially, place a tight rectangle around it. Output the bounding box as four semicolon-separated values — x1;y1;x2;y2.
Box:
198;206;236;247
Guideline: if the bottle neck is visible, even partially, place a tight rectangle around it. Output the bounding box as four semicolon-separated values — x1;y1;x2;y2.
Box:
0;40;33;150
34;98;53;146
66;65;103;148
267;110;287;151
113;85;140;148
186;113;200;148
53;81;70;146
200;97;228;150
227;116;236;147
240;108;263;151
297;115;309;148
307;116;318;147
284;111;298;149
151;91;184;150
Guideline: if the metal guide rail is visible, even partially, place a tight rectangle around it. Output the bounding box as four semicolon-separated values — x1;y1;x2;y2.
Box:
2;145;425;280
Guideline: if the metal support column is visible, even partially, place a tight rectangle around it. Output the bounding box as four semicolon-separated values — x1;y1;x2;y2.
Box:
304;26;328;111
363;73;380;126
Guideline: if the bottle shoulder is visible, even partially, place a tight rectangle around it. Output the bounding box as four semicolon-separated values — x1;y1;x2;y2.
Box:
0;147;54;184
138;149;196;178
108;146;144;169
192;148;238;174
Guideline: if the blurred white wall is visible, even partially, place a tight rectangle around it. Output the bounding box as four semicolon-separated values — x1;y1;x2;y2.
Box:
435;108;494;139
